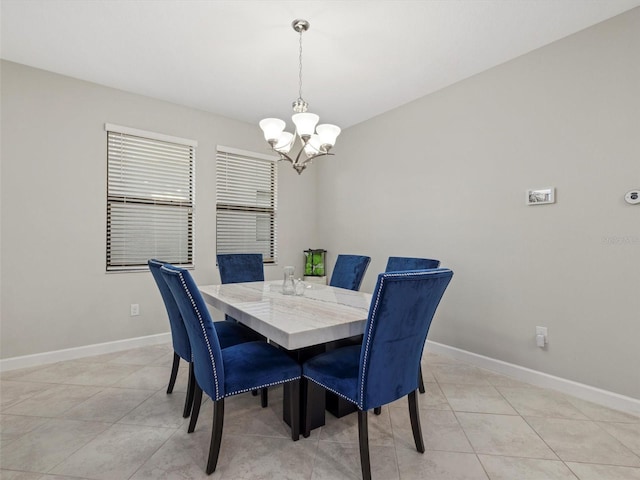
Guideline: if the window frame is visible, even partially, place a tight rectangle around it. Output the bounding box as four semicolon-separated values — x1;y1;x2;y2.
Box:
215;145;278;264
105;123;197;272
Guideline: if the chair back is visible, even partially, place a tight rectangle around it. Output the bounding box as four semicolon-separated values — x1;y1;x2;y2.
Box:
329;254;371;291
358;268;453;410
160;264;225;401
148;259;191;361
385;256;440;272
217;253;264;284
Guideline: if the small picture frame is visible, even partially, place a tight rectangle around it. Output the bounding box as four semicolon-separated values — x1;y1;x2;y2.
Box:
526;187;555;205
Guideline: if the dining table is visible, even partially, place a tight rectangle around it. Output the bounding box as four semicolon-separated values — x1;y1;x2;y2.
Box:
198;279;372;433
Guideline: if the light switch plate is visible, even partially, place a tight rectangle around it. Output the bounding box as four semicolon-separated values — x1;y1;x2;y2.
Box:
527;187;555;205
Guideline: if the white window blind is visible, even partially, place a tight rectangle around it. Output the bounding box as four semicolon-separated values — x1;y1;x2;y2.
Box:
106;124;196;271
216;146;278;264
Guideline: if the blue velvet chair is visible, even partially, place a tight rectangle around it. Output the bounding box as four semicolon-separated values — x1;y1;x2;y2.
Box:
216;253;264;325
217;253;264;284
329;254;371;291
216;253;269;407
148;259;260;419
303;269;453;480
385;256;441;272
160;264;302;475
385;256;441;395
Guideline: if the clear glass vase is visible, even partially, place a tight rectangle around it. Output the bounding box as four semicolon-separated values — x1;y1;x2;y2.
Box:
282;266;295;295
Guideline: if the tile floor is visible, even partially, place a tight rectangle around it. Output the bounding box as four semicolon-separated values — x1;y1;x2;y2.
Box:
1;343;639;479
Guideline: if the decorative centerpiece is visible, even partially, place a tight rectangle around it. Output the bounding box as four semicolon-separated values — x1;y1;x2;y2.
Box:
304;249;326;276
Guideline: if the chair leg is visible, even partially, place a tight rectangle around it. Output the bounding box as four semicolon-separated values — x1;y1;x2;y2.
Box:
167;352;180;394
408;390;425;453
183;362;195;418
206;399;225;475
289;380;300;441
188;382;203;433
418;365;426;394
302;378;312;438
357;410;372;480
373;407;381;415
260;387;269;408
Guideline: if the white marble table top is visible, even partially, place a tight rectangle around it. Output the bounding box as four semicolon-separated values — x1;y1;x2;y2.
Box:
198;280;372;350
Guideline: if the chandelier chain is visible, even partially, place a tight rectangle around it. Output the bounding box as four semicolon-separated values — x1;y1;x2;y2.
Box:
298;28;304;101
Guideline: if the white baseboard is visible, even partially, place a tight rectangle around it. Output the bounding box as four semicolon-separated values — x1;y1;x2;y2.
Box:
0;333;172;372
426;340;640;417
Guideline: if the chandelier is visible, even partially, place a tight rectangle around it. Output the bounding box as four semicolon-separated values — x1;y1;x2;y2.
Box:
259;19;341;175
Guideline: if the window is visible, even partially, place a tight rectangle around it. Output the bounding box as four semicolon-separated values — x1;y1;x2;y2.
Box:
216;146;278;264
106;123;197;271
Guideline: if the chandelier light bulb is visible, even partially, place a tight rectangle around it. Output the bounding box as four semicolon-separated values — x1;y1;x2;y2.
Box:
303;134;323;157
316;124;341;149
259;118;286;144
292;112;319;138
274;132;294;153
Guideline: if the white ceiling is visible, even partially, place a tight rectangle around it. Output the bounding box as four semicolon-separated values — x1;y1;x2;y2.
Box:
2;0;639;129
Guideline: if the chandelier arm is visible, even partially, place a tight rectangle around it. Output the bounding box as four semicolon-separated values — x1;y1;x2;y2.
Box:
277;152;294;164
299;152;334;165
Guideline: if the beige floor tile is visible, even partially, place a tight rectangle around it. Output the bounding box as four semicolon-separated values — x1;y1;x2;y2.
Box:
13;362;85;384
496;386;589;420
49;423;175;480
113;365;176;391
3;384;102;417
0;418;109;473
566;462;640;479
567;397;640;423
0;414;50;447
598;421;640;455
218;435;318;480
396;449;488;480
456;412;558;459
70;350;135;364
440;384;518;415
1;364;51;381
117;390;189;429
390;407;473;453
478;455;579;479
59;362;142;387
0;381;51;411
106;346;172;366
312;440;399;480
62;387;155;423
431;363;493;386
389;383;451;411
317;407;394;447
11;361;140;388
481;371;533;387
39;475;94;480
526;416;640;466
221;390;294;439
0;471;43;480
128;422;218;479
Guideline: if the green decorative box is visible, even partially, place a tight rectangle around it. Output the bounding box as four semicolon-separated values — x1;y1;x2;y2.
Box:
304;249;326;276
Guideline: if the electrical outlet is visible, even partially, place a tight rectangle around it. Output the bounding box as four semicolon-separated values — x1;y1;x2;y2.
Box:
130;304;140;316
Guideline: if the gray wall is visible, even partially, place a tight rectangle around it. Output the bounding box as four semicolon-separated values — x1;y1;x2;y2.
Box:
316;9;639;399
0;61;317;358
